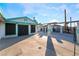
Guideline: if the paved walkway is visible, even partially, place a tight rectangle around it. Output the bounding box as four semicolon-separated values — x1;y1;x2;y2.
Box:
0;32;79;56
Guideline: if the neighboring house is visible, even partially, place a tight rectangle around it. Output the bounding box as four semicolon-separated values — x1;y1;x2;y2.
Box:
41;24;63;33
52;25;61;32
0;13;38;39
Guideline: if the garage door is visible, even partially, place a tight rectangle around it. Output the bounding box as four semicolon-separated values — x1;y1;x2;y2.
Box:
31;25;36;33
18;25;28;36
5;23;16;35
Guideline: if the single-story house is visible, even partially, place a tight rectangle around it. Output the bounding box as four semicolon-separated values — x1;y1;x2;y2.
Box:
0;13;38;39
41;23;63;33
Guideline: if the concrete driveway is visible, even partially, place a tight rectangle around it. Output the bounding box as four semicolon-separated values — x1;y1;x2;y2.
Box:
0;32;79;56
0;35;33;51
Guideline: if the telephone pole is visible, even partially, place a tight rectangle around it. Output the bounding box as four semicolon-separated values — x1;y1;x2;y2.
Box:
64;9;67;32
70;17;72;32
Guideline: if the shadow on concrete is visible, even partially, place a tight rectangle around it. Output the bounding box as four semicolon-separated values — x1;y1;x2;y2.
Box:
45;35;57;56
51;32;74;43
55;36;63;43
50;33;63;43
38;31;47;37
0;34;33;51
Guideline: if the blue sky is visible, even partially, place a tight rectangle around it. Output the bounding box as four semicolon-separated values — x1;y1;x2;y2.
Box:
0;3;79;23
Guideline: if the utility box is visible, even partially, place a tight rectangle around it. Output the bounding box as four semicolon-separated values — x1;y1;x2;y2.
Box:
76;22;79;44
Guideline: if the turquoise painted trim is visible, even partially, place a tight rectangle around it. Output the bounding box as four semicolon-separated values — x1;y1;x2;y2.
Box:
0;13;38;25
5;22;37;25
5;20;38;25
0;13;6;21
5;16;38;24
6;16;31;20
5;20;37;25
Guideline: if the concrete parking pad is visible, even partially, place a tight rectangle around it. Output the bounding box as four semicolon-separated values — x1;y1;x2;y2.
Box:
0;32;79;56
0;35;33;51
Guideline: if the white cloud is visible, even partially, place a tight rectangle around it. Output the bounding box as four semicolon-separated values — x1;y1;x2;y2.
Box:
48;19;59;23
21;3;59;16
74;4;79;14
21;4;45;14
58;4;70;14
19;3;71;23
75;3;79;8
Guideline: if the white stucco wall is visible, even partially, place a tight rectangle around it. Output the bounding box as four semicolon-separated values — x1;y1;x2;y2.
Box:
31;25;39;34
0;23;5;39
36;25;42;32
60;26;63;33
10;18;35;24
0;18;37;39
35;25;38;33
11;19;25;22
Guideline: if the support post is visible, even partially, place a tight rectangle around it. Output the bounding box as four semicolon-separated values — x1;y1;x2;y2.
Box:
28;25;31;35
52;25;53;32
35;25;38;33
60;26;63;33
16;24;18;36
